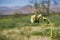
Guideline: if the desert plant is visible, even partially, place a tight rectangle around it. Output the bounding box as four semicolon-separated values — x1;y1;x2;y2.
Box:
0;34;7;40
31;31;43;36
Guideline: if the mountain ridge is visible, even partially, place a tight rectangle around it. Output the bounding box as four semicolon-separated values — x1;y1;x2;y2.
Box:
0;5;60;15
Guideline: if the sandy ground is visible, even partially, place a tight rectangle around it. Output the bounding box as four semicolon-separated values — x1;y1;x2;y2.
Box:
0;26;52;40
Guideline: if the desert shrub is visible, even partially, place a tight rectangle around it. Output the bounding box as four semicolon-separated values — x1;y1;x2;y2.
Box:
13;13;20;18
0;34;7;40
31;31;43;36
48;15;60;27
42;12;49;16
0;14;60;29
52;30;60;40
0;19;17;29
8;22;17;28
42;29;51;36
0;21;10;29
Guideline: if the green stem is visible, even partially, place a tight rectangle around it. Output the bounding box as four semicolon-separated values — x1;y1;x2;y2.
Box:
50;27;52;38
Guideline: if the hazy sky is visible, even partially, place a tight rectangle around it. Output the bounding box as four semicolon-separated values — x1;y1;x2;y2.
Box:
0;0;30;7
0;0;60;7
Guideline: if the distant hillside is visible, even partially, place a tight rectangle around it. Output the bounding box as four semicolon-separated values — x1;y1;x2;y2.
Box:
15;5;35;14
0;7;15;15
0;5;60;15
50;5;60;13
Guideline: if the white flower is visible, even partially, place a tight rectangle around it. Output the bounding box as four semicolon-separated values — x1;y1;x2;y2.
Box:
31;15;36;23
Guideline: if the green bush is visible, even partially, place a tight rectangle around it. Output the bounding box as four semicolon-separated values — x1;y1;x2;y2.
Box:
52;30;60;40
41;29;51;36
0;14;60;29
31;31;43;36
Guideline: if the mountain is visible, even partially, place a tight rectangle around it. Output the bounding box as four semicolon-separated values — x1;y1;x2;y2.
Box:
0;5;60;15
0;5;34;15
50;5;60;13
0;7;14;15
0;6;22;15
15;5;36;14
